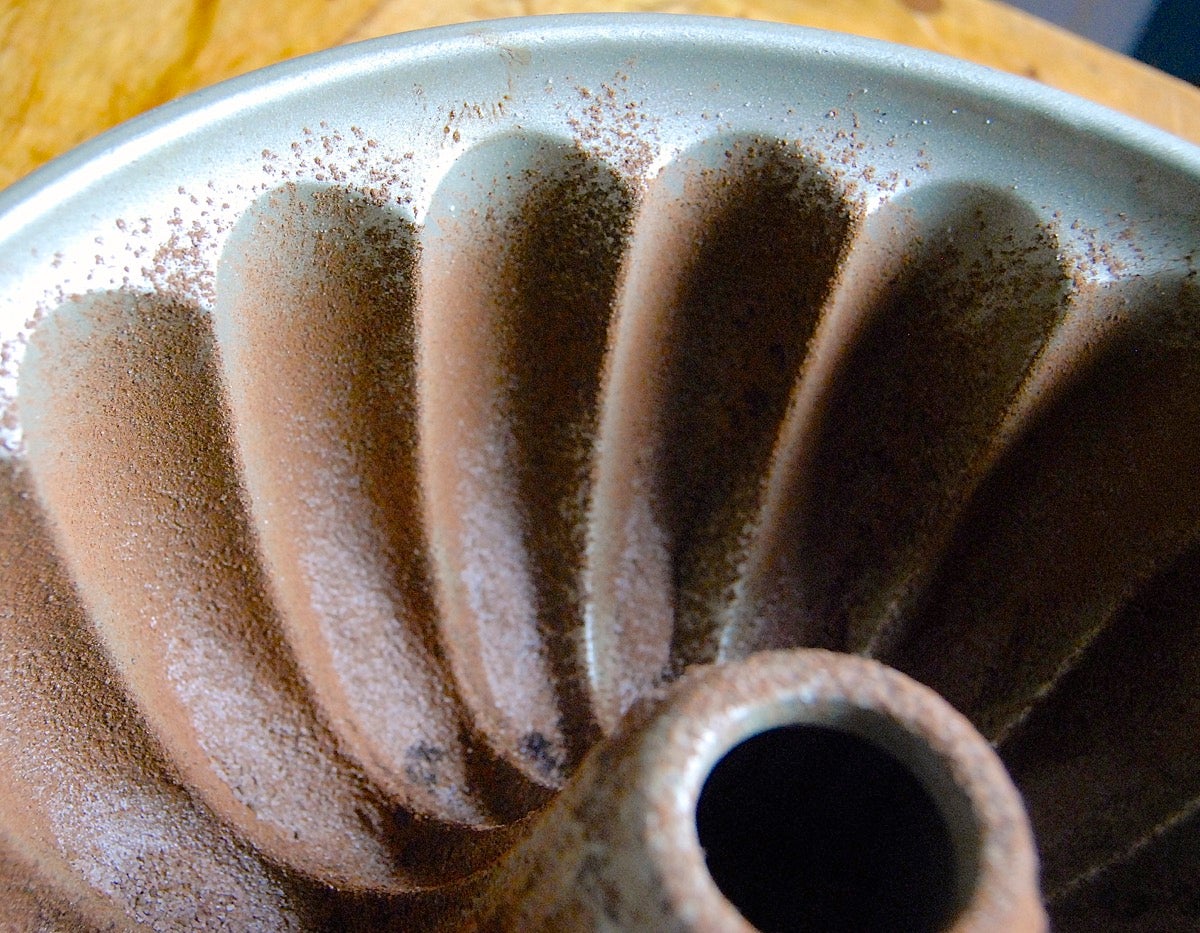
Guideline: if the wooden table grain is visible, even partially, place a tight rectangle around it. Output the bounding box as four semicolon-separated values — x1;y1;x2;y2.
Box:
3;0;1199;192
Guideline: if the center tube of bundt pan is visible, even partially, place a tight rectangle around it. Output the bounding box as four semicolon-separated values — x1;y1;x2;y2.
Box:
467;649;1046;932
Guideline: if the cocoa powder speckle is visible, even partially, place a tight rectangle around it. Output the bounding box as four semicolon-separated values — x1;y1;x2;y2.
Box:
3;37;1198;929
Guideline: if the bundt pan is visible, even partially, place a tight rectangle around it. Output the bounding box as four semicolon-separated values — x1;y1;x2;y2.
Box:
1;13;1198;931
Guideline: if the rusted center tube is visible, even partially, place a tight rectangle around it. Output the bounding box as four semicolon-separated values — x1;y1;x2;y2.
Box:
475;649;1044;931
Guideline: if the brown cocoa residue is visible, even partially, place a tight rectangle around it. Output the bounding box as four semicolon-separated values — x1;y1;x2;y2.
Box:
0;459;311;928
215;180;540;834
774;185;1070;659
17;288;459;891
418;137;633;781
887;276;1200;743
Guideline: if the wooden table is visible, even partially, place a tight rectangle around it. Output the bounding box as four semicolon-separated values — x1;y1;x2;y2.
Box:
2;0;1198;192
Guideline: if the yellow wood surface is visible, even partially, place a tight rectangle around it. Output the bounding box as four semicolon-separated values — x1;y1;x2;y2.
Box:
3;0;1199;191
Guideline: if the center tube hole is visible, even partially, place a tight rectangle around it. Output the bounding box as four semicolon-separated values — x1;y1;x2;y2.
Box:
695;724;960;933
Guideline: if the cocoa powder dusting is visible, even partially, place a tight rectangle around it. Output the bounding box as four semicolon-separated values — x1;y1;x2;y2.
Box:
660;139;853;673
213;182;536;834
0;459;310;928
886;277;1200;742
419;137;632;781
764;185;1070;659
16;289;478;891
2;74;1197;929
583;135;858;730
565;73;659;183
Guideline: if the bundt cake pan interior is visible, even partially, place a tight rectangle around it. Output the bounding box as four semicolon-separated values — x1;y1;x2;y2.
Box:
1;13;1198;930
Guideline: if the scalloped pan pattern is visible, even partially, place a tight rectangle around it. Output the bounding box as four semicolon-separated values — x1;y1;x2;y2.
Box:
1;16;1199;930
